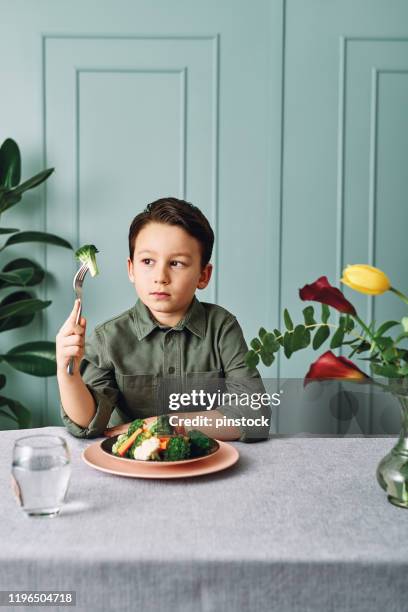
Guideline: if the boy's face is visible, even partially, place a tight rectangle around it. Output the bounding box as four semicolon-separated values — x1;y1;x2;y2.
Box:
127;222;212;325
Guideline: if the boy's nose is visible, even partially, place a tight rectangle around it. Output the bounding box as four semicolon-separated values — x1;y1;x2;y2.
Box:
154;264;170;285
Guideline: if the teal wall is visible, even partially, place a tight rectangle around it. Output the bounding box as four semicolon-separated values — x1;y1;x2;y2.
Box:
0;0;407;433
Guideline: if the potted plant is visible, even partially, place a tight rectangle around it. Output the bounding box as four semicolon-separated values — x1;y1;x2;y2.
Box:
0;138;72;429
245;265;408;508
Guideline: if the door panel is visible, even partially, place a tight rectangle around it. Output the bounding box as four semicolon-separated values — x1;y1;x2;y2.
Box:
0;1;407;434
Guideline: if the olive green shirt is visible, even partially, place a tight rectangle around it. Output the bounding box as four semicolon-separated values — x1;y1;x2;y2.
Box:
60;296;272;442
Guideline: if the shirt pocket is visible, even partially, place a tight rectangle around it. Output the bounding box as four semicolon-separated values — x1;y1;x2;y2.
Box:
117;373;159;417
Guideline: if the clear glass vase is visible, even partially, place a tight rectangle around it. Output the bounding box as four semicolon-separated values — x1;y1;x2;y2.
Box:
376;393;408;509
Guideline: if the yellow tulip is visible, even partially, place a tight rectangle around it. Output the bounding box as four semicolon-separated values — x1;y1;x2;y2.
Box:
340;264;391;295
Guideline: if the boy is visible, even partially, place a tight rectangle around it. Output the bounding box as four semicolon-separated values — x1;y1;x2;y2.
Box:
57;197;271;442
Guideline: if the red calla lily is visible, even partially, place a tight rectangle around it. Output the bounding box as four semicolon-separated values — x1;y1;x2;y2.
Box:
304;350;369;386
299;275;356;315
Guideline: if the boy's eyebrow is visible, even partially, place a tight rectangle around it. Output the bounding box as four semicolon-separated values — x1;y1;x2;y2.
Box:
136;249;193;259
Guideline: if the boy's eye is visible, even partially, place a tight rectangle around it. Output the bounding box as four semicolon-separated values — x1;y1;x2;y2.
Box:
170;260;185;267
142;258;153;265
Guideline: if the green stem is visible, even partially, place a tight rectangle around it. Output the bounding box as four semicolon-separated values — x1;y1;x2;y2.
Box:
390;287;408;307
353;314;388;362
274;322;365;343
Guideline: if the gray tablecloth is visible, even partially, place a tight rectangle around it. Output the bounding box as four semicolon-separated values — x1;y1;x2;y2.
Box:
0;426;407;612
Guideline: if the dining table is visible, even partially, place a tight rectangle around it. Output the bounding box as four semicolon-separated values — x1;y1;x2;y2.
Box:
0;425;407;612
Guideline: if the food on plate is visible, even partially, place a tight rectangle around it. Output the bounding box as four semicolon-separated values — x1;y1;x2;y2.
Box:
75;244;100;277
127;418;145;435
132;436;161;460
109;417;218;461
163;435;190;461
115;426;143;457
148;414;173;436
188;429;218;457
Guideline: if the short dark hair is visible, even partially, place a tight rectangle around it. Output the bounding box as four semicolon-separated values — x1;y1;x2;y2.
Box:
128;197;214;268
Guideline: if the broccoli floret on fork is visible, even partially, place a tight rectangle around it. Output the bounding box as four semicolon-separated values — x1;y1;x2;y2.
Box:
75;244;100;277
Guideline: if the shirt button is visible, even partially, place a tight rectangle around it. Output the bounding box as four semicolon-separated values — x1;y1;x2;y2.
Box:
168;366;175;374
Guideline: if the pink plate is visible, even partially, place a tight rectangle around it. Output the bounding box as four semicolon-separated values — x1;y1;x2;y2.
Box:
82;439;239;479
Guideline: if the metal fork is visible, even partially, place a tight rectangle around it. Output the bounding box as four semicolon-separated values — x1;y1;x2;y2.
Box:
67;262;89;376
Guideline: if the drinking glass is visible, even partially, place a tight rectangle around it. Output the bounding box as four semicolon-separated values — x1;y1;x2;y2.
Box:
11;435;71;517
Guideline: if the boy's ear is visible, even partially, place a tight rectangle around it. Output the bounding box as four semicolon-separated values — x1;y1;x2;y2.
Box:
197;263;213;290
127;257;135;282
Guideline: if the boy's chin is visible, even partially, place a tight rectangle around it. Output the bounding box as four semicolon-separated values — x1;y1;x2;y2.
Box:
145;297;174;311
145;295;191;314
148;302;173;312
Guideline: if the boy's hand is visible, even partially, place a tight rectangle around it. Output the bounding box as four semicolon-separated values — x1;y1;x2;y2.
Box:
103;422;130;437
56;299;86;374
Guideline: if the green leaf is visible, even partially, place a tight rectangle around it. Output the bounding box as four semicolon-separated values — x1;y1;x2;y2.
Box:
350;340;371;356
9;167;54;196
0;258;45;288
2;231;72;250
383;346;397;361
0;138;21;188
274;329;284;346
302;305;316;326
283;308;294;331
263;332;280;352
245;350;260;369
292;324;306;351
250;338;262;351
375;336;394;350
0;291;37;332
398;364;408;376
330;325;345;349
313;325;330;350
371;363;401;378
0;292;51;321
401;317;408;333
0;268;34;287
0;228;19;235
0;192;21;213
0;394;30;428
321;304;330;324
345;315;355;333
258;327;267;341
375;320;400;338
260;347;274;366
283;331;293;358
3;341;56;376
397;348;408;362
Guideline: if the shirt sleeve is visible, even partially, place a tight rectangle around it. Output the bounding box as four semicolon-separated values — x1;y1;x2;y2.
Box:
216;315;273;443
60;327;122;439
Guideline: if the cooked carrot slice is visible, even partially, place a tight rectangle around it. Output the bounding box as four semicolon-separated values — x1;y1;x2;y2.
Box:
117;428;142;456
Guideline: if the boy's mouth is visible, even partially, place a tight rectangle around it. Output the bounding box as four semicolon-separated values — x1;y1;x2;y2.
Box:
150;292;171;299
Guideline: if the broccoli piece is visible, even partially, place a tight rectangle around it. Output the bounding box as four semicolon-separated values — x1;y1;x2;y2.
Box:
188;429;218;457
163;435;191;461
127;418;145;436
111;433;128;456
75;244;100;277
148;415;174;436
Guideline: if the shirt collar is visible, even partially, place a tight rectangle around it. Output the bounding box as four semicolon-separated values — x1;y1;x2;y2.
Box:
133;296;206;340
